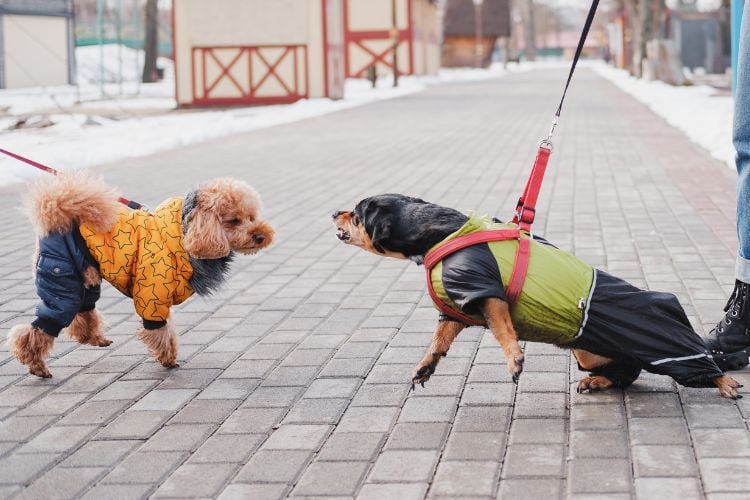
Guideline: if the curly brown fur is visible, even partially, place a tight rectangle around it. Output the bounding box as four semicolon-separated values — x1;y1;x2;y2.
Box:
67;310;111;347
137;321;179;368
7;325;54;378
25;170;121;236
182;178;274;260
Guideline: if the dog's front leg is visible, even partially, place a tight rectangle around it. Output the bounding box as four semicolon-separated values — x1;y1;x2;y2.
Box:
411;320;465;389
482;297;524;383
137;319;179;368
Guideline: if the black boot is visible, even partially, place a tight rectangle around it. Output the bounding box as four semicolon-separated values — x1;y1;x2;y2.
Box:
703;279;750;355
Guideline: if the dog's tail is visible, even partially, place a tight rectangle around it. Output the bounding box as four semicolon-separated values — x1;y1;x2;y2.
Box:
26;170;122;236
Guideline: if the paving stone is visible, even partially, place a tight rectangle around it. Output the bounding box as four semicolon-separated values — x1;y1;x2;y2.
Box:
453;406;511;432
157;368;223;389
221;359;276;378
189;433;264;463
261;424;331;451
102;451;187;484
568;458;632;494
626;392;683;417
57;400;130;426
514;392;567;418
628;417;690;445
153;463;236;498
368;450;439;483
130;388;198;411
633;445;698;477
79;484;153;500
303;378;361;399
60;440;140;467
96;410;172;439
20;425;96;454
502;444;565;478
338;407;400;433
219;408;286;434
509;418;566;444
293;461;369;496
571;403;626;430
15;466;106;500
460;382;514;406
217;484;289;500
0;415;55;442
399;396;457;423
241;386;303;408
430;460;498;497
283;398;348;424
350;383;409;407
234;450;313;483
443;431;505;461
90;380;159;401
684;404;745;429
384;423;450;451
169;398;240;424
139;424;214;452
357;483;428;500
570;429;629;458
262;366;319;387
691;429;750;458
197;378;260;399
635;477;702;500
0;452;60;485
699;458;750;493
317;432;385;461
281;348;335;367
16;392;89;416
497;478;564;499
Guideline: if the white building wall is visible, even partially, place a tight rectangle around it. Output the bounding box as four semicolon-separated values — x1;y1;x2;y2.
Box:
3;15;69;88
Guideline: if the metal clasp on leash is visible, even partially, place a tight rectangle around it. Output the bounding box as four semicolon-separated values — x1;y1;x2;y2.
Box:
540;116;558;150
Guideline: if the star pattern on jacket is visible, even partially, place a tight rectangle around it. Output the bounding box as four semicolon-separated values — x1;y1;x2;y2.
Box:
80;198;194;323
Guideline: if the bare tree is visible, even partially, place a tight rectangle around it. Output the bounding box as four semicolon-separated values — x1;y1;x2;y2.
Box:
522;0;537;61
142;0;159;83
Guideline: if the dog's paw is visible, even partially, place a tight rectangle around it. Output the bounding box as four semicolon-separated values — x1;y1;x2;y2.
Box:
161;362;180;369
714;375;743;400
96;337;113;347
507;352;525;384
410;352;446;390
576;375;614;393
29;365;52;379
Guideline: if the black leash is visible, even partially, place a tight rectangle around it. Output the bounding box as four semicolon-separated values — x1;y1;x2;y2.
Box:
545;0;600;144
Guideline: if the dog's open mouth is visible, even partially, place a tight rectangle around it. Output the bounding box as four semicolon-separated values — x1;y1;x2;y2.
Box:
336;227;350;241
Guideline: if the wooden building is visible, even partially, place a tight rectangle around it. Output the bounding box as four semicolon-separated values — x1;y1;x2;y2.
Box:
442;0;510;67
0;0;75;89
172;0;346;107
343;0;440;78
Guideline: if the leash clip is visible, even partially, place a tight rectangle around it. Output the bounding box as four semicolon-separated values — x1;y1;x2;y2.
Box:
540;116;558;150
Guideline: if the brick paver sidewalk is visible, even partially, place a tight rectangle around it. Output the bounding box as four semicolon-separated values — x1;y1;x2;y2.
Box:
0;68;747;499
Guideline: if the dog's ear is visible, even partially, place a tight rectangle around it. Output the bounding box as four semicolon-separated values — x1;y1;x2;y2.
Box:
368;218;391;254
182;204;230;259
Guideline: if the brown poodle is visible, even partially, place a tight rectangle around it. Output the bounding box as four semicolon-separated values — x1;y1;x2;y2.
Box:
8;171;274;378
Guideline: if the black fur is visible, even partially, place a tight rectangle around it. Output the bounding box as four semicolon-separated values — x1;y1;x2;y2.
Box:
182;189;234;296
354;194;468;257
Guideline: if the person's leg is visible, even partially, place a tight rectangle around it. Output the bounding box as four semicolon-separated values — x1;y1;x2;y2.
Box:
735;0;750;279
703;2;750;353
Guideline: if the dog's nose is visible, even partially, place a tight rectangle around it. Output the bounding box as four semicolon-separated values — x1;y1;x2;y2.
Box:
332;211;345;220
253;234;265;244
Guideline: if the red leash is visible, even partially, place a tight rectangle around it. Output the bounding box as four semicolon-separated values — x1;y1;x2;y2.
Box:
0;148;147;211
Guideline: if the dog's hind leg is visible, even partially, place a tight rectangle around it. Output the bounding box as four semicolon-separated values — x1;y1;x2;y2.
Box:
67;310;112;347
482;298;524;383
138;320;179;368
7;325;54;378
411;319;465;388
574;349;641;392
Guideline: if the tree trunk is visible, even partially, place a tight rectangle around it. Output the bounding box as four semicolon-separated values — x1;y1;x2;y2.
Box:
523;0;537;61
142;0;159;83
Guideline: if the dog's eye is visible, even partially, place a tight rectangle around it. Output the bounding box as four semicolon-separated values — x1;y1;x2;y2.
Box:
227;218;241;226
352;214;360;225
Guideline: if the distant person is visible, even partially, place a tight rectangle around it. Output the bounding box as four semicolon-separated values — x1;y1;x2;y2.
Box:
704;1;750;360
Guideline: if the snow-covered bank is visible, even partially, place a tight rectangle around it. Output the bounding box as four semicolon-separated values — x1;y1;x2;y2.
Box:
0;62;518;187
593;63;735;170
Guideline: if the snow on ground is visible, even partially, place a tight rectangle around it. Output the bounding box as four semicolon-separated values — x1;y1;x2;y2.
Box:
593;62;735;170
0;53;519;187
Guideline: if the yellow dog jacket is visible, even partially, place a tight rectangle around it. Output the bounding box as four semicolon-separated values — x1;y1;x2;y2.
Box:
79;197;194;323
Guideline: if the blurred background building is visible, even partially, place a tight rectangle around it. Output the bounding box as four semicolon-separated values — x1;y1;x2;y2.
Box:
0;0;75;89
